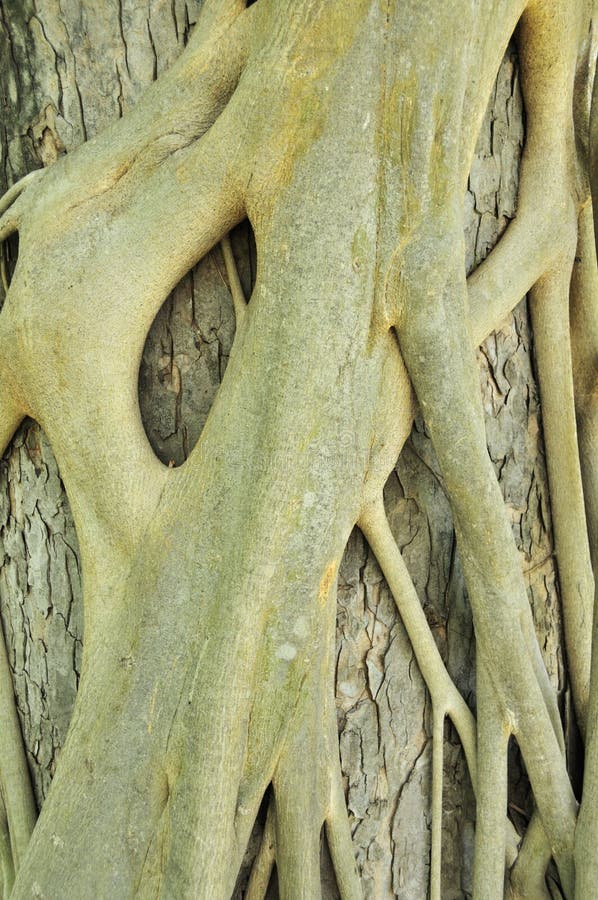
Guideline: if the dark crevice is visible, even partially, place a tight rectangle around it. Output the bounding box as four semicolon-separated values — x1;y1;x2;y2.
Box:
1;231;19;302
138;219;256;468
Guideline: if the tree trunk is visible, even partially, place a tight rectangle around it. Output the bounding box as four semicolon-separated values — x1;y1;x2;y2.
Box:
0;1;589;897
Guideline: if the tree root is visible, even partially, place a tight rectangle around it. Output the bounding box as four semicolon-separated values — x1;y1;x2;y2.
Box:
242;573;362;900
0;802;14;900
221;233;248;327
472;662;510;899
509;812;552;900
2;2;595;897
273;766;323;898
325;763;362;900
0;404;35;895
528;251;593;735
245;799;276;900
244;749;363;900
358;498;521;892
0;617;36;895
0;169;45;242
0;171;44;292
570;202;598;571
430;704;446;900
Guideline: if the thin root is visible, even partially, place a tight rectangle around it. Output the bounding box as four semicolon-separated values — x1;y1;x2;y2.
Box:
245;797;276;900
430;706;445;900
221;233;248;327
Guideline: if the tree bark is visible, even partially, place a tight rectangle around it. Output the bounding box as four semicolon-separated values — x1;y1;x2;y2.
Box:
0;2;583;897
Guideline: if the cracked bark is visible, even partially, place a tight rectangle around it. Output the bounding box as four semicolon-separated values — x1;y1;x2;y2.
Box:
0;4;569;898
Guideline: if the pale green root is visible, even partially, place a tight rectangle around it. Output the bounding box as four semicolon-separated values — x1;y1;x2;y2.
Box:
245;799;276;900
472;662;510;900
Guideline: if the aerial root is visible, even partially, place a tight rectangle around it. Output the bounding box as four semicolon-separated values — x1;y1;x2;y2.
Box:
359;498;473;899
528;253;593;737
0;801;15;900
272;754;326;899
358;497;522;881
360;490;574;892
358;498;478;778
466;190;571;347
358;499;472;897
244;768;362;900
0;256;8;294
0;170;45;244
472;663;510;900
569;203;598;571
0;615;36;891
508;811;552;900
244;737;362;899
572;65;598;899
245;798;276;900
0;170;45;220
430;706;445;900
468;1;581;351
324;755;362;900
221;233;248;327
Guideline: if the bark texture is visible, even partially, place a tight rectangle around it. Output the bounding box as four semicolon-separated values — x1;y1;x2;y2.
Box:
0;2;579;897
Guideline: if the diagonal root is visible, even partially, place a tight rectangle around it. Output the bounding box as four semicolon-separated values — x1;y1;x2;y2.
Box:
358;496;522;890
0;170;45;244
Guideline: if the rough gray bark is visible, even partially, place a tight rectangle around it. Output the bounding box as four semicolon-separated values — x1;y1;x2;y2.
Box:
334;46;567;900
0;3;570;897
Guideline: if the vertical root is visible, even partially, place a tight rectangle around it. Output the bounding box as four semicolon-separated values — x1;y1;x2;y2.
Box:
0;171;44;219
358;498;521;878
221;233;248;327
245;797;276;900
570;202;598;578
430;707;445;900
358;499;477;783
574;59;598;900
0;801;15;900
0;250;8;295
324;761;362;900
472;662;510;900
272;775;323;900
528;254;593;735
0;617;36;878
0;399;34;881
467;204;568;347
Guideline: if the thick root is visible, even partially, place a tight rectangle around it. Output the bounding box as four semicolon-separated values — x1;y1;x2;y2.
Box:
528;254;593;735
509;812;552;900
324;760;362;900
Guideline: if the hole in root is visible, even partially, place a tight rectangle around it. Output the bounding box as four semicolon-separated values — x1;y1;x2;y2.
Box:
138;220;256;467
